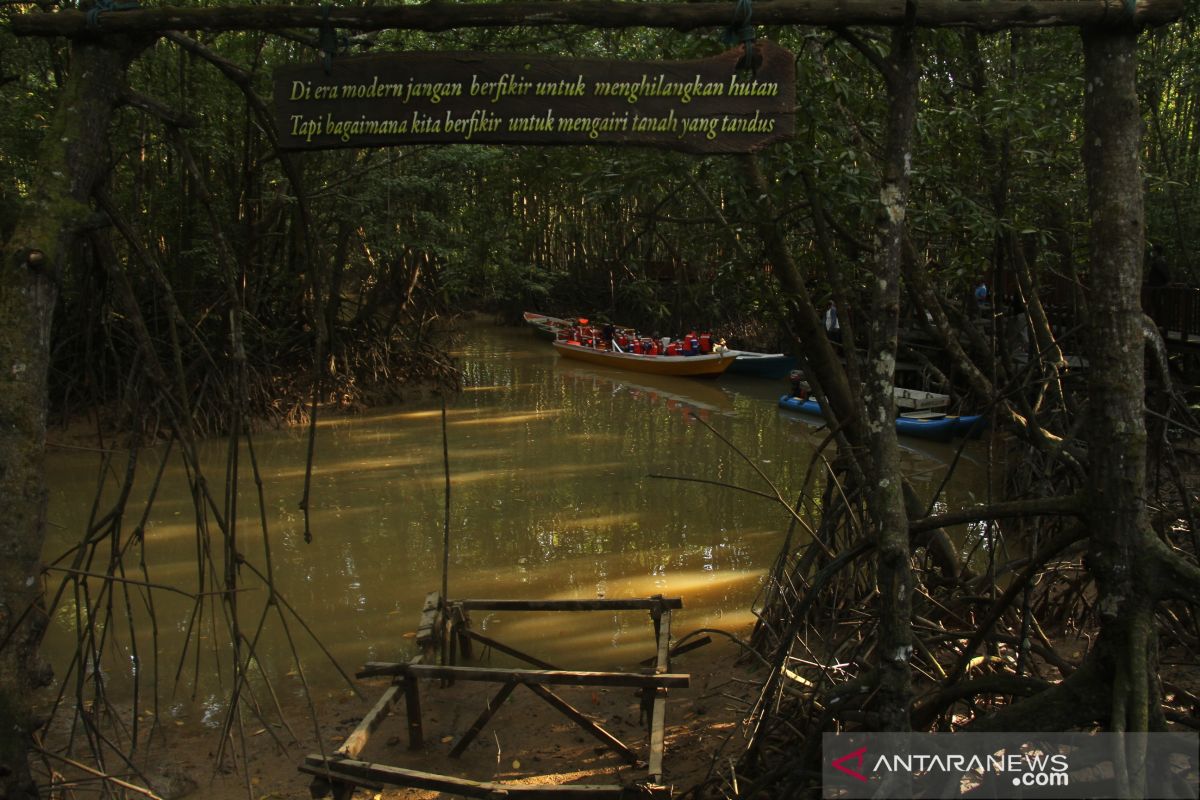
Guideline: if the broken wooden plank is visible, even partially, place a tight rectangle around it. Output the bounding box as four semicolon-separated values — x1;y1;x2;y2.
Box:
647;688;668;781
302;756;667;798
448;680;518;758
335;682;400;759
311;657;428;797
357;663;689;689
455;598;682;612
524;683;641;766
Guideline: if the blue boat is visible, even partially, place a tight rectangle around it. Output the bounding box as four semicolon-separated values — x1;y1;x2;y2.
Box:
777;394;985;443
726;350;798;379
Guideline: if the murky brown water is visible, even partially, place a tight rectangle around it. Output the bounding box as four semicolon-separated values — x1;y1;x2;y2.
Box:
41;321;988;726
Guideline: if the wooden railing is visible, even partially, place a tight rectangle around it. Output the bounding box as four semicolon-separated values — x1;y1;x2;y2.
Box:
1144;286;1200;341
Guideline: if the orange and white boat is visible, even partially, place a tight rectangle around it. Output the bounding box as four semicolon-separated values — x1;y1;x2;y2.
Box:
551;338;737;377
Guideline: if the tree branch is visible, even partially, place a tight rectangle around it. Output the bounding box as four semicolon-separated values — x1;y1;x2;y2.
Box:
1151;538;1200;607
120;87;198;127
946;523;1089;685
833;26;893;82
909;493;1084;533
965;656;1110;732
912;673;1050;730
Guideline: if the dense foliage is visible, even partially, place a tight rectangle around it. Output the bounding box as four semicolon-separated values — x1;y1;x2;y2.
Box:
1;8;1195;431
3;3;1200;798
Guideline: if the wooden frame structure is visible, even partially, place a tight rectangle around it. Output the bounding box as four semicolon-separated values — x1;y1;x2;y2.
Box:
306;594;699;799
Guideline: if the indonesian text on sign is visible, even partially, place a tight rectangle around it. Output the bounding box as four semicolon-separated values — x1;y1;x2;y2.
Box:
273;43;795;153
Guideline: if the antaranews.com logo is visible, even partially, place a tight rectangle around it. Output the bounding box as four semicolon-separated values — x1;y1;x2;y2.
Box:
822;733;1198;798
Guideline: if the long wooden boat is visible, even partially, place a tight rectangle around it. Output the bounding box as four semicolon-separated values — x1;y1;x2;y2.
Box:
726;350;797;379
553;340;737;377
523;311;572;341
777;394;985;442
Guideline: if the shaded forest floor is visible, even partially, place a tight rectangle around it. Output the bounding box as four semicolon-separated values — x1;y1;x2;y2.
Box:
36;607;1200;799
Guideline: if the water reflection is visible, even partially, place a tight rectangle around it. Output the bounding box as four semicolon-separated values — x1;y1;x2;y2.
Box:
41;321;987;721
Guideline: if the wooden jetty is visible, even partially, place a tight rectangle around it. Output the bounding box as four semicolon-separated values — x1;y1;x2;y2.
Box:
305;594;697;799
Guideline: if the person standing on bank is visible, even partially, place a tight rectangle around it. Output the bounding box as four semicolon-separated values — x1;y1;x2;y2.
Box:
824;299;841;344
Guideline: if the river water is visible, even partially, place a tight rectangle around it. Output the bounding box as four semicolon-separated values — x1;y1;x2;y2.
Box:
41;320;988;727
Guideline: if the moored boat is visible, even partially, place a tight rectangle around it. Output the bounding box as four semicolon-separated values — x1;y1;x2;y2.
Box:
777;394;984;442
553;340;737;377
523;311;568;327
523;311;572;341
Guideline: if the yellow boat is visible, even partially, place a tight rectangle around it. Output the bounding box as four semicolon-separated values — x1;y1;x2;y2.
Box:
551;339;737;377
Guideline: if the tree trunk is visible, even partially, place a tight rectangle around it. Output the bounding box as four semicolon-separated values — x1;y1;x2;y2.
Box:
9;0;1184;37
865;22;919;733
0;39;138;798
1080;25;1159;756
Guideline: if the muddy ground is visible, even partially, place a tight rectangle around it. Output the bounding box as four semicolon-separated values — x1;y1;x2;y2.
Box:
39;629;760;799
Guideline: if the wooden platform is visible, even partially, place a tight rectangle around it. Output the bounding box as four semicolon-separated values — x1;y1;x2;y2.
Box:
307;594;692;799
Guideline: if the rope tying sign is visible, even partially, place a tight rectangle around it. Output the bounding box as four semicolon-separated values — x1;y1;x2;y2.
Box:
721;0;757;73
85;0;140;32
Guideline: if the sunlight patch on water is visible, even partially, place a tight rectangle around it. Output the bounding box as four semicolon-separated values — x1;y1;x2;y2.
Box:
552;512;643;532
408;468;526;487
596;568;765;599
450;410;564;427
463;383;541;393
316;407;481;427
271;453;427;480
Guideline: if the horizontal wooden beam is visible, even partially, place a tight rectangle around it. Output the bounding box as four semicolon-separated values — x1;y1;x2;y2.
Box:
357;662;690;689
9;0;1184;38
455;597;682;612
303;756;670;798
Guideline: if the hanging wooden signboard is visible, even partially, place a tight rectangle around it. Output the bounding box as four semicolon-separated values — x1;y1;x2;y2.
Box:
272;41;794;154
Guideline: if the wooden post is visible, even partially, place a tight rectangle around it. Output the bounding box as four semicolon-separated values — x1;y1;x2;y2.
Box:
403;676;424;750
647;609;672;782
415;591;442;663
454;604;474;661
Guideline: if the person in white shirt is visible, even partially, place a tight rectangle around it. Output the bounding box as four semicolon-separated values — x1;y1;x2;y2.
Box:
824;299;841;344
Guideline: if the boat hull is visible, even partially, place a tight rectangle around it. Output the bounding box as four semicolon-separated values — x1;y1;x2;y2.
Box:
726;351;797;379
950;414;987;439
530;323;559;341
777;394;964;442
553;341;737;377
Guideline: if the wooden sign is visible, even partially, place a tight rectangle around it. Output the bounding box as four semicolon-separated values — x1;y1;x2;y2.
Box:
272;42;794;153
